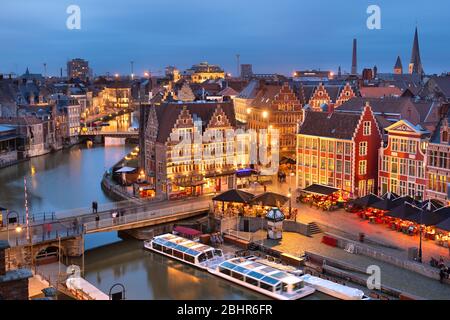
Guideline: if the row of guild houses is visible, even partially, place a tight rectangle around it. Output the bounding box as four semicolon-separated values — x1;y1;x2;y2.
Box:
296;92;450;204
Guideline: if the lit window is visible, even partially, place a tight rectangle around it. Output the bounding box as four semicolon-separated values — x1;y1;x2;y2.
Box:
363;121;371;136
358;160;367;175
359;141;368;156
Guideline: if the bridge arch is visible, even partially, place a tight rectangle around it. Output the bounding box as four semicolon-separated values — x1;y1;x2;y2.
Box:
35;245;66;265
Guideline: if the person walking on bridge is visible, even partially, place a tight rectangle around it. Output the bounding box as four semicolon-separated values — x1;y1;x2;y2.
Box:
92;201;98;214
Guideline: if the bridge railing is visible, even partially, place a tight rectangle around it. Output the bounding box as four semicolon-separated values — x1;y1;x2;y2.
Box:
83;201;210;232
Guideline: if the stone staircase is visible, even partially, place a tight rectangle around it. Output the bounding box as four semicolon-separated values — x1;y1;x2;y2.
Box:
307;222;322;235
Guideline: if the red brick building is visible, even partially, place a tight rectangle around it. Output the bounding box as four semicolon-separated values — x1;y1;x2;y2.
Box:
296;103;383;197
378;120;429;199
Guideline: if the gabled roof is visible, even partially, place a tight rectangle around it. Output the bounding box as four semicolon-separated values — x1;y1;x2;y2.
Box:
298;110;362;140
153;101;236;143
384;119;429;135
360;86;402;98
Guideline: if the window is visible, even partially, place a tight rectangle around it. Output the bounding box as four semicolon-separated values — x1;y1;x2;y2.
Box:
328;159;334;171
407;140;416;154
344;143;352;155
391;158;398;174
245;277;259;286
336;142;343;154
382;156;389;172
443;131;448;143
417;162;424;178
320;159;326;170
399;159;407;175
381;177;388;195
320;140;326;152
358;160;367;175
363;121;371;136
359;141;368;156
408;183;415;197
391;138;399;152
298;137;304;149
400;181;407;196
328;141;334;153
336;160;342;172
390;179;398;194
408;159;415;177
400;139;407;152
344;161;351;175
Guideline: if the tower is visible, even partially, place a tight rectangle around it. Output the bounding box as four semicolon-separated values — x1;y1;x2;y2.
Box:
409;27;424;75
351;39;357;75
394;56;403;74
236;54;240;78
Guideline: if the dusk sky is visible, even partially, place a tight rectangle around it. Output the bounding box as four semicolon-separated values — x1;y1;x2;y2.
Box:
1;0;449;76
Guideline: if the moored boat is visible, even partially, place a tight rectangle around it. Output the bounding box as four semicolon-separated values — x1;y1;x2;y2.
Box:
144;233;224;270
208;256;316;300
300;274;371;300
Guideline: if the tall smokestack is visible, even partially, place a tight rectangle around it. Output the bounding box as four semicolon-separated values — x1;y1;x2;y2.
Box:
236;54;240;78
351;38;357;75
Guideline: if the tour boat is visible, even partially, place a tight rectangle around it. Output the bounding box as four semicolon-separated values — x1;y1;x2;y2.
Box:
144;233;224;270
208;256;316;300
300;274;371;300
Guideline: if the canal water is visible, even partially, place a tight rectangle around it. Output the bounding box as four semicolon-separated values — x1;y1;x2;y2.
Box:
0;141;331;300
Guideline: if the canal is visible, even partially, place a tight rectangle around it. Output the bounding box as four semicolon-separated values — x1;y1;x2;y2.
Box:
0;135;331;300
0;142;270;299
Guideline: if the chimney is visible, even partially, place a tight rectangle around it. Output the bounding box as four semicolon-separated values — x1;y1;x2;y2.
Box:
0;240;10;276
351;39;358;75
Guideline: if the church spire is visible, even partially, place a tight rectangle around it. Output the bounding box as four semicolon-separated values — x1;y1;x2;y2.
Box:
394;56;403;74
409;27;424;75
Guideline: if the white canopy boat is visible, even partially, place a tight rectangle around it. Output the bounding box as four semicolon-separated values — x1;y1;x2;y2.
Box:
300;274;371;300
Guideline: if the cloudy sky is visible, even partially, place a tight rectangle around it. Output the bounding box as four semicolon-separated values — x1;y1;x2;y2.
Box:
0;0;449;76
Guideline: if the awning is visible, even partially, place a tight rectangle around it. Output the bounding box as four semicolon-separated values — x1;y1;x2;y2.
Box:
386;202;421;220
351;194;382;208
406;207;450;226
173;226;202;237
436;217;450;232
212;189;255;204
176;180;206;188
236;169;257;178
249;192;289;207
371;198;400;211
302;184;340;196
0;134;19;142
115;166;137;173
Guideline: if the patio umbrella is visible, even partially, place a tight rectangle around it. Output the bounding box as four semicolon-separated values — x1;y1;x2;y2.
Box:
212;189;255;204
386;202;422;220
436;217;450;232
418;199;445;212
381;192;400;200
392;196;420;207
249;192;289;207
371;197;400;211
351;194;382;208
405;207;450;226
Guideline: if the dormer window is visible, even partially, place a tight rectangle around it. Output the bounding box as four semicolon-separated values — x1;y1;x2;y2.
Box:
443;131;448;143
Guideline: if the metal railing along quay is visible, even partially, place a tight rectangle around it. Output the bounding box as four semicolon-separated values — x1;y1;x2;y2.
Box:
83;201;210;232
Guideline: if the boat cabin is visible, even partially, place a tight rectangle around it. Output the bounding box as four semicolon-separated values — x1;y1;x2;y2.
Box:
217;257;304;295
150;234;223;264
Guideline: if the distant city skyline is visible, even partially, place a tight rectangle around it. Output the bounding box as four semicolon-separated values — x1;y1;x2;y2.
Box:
1;0;449;76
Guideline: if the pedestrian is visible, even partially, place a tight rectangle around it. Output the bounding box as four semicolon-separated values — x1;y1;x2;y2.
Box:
95;214;100;227
72;219;78;233
92;201;98;213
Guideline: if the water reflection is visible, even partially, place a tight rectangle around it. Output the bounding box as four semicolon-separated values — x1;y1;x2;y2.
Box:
0;144;132;215
83;240;267;300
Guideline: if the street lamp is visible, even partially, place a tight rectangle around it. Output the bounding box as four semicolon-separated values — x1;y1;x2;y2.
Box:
288;189;292;218
15;225;22;246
